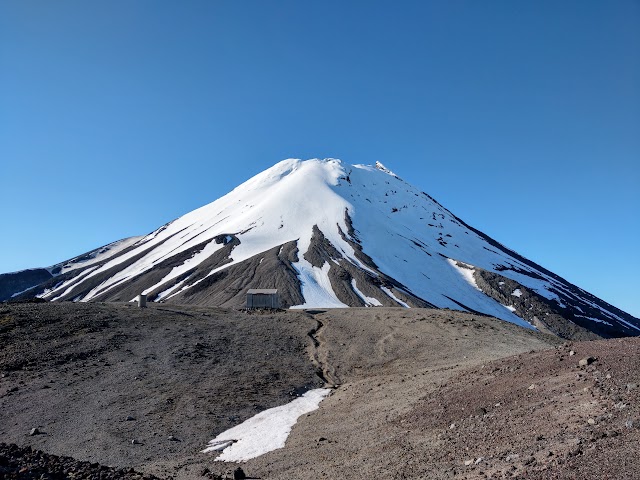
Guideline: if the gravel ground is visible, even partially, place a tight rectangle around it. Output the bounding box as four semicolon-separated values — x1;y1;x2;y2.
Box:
242;308;561;479
0;442;162;479
1;303;636;479
0;302;321;478
399;337;640;479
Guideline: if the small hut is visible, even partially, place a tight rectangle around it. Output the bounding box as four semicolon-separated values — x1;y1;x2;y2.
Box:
246;289;279;309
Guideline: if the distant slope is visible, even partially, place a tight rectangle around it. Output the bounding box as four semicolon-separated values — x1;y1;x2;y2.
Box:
3;158;638;339
0;269;52;302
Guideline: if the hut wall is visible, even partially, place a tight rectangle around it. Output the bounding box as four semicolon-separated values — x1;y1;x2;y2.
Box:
246;293;279;308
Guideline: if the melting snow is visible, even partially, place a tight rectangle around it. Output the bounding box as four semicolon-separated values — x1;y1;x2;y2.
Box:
447;259;533;329
351;279;383;306
202;388;331;461
154;281;188;302
448;259;481;291
291;258;348;309
48;266;101;301
380;286;410;308
140;239;225;298
511;289;522;297
574;314;613;326
52;237;142;275
10;286;39;298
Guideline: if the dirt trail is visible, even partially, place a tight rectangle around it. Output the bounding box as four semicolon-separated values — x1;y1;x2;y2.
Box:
245;308;561;479
306;312;341;388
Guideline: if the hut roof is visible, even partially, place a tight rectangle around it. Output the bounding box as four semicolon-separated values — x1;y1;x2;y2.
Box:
247;289;278;295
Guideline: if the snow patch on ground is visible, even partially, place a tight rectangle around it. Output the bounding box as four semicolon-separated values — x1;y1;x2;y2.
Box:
50;237;142;275
141;240;225;297
47;266;102;301
351;279;382;306
511;289;522;297
380;286;410;308
446;259;534;329
10;286;39;299
447;259;481;291
154;279;190;302
569;294;640;332
574;314;613;326
500;271;561;302
291;257;347;309
202;388;332;461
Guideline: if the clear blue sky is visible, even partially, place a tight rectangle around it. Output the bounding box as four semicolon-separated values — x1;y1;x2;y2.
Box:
1;1;638;317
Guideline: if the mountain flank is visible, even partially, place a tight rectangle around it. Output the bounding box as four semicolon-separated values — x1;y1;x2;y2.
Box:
1;158;638;339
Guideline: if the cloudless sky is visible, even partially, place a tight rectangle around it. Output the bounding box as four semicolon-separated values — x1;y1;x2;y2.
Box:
1;1;638;316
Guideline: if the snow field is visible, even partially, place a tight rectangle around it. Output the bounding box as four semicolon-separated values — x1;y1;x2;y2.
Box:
291;259;347;309
202;388;332;462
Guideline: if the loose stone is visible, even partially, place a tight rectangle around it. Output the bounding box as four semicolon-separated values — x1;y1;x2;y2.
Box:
579;357;595;367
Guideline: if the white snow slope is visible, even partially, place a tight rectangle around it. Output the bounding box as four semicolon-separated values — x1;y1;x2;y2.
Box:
29;158;638;333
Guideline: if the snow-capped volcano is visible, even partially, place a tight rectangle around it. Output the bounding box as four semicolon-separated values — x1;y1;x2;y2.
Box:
3;158;639;339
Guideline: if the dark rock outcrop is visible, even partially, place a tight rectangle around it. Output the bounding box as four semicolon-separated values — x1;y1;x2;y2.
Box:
0;269;52;302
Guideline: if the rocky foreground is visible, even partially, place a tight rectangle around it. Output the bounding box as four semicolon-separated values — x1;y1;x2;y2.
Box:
0;442;162;480
399;337;640;479
1;302;638;479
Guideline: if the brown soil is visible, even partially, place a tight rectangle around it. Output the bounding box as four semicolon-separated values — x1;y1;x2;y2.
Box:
1;303;637;479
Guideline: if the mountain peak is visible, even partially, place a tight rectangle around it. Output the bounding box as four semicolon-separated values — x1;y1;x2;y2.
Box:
374;160;397;177
3;158;638;339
